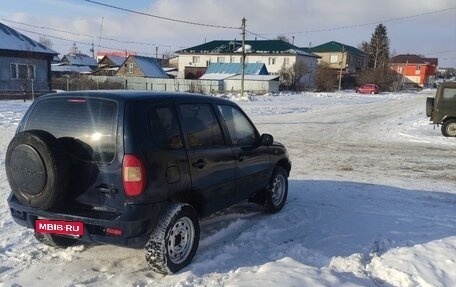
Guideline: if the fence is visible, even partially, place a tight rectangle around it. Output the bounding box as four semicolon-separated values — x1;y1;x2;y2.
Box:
89;76;223;94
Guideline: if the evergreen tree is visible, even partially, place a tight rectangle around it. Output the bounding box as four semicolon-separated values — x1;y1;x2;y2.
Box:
367;24;390;69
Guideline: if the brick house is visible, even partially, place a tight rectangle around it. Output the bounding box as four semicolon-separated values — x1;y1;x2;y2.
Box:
390;54;438;87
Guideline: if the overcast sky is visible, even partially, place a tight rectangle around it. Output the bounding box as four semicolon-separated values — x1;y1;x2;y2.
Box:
1;0;455;67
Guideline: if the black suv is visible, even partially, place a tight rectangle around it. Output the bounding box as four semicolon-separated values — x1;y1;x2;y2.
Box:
6;91;291;274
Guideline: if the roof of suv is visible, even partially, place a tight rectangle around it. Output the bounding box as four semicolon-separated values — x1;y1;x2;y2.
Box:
42;90;234;104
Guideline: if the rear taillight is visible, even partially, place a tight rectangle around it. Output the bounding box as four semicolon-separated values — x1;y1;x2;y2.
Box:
122;155;146;197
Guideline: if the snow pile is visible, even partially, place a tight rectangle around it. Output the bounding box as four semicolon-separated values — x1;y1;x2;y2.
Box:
0;91;455;286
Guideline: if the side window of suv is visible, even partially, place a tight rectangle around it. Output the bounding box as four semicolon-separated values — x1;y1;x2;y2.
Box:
217;105;257;146
149;106;183;149
178;104;224;148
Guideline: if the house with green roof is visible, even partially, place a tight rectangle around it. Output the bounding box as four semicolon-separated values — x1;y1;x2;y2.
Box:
175;40;319;87
308;41;367;72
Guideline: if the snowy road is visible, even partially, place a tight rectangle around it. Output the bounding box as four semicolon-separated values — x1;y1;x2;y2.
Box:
0;90;455;286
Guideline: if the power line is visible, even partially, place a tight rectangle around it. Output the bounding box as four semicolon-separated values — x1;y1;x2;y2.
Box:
83;0;240;30
245;30;273;40
11;26;166;57
253;7;455;36
0;18;179;48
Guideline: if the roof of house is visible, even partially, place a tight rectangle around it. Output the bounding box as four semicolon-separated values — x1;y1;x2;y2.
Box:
309;41;366;56
226;75;279;81
99;55;127;66
199;73;236;80
206;63;268;75
127;55;168;78
390;54;438;65
177;40;319;58
61;54;98;67
51;65;93;74
0;22;57;55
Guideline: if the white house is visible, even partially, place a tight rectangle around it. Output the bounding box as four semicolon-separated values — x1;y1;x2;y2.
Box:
175;40;319;88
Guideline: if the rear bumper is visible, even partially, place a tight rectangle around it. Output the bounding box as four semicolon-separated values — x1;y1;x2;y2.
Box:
8;194;167;248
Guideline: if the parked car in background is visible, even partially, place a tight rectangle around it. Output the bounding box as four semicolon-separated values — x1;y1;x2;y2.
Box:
356;84;379;94
5;91;291;274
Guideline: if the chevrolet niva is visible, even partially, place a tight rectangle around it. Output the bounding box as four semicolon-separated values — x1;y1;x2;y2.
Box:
6;91;291;274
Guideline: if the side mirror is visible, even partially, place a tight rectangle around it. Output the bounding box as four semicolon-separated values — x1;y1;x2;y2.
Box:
260;134;273;146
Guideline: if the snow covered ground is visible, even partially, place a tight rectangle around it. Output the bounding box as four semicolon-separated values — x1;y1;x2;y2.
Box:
0;90;455;287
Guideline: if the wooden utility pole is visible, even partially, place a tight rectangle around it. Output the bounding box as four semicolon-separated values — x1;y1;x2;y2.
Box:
338;45;345;91
241;17;246;97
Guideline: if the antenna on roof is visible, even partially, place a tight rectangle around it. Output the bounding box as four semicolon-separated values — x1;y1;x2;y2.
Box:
98;17;104;49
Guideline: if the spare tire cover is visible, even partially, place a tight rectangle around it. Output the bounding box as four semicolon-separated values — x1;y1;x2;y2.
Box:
5;130;68;210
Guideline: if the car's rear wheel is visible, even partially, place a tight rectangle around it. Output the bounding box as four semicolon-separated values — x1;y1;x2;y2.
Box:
426;97;434;117
441;119;456;137
145;203;200;274
265;166;288;213
34;233;79;248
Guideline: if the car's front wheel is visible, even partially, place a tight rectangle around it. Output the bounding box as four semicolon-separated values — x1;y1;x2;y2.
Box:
441;119;456;137
265;166;288;213
145;203;200;274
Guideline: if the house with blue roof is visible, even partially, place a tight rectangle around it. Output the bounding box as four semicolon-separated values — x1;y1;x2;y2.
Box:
0;21;58;97
175;39;319;87
116;55;168;78
199;63;279;93
92;55;127;76
200;63;269;80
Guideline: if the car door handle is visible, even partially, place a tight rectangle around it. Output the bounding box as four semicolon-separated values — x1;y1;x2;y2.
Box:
192;159;206;169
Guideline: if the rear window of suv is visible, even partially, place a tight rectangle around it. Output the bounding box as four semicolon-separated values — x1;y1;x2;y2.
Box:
25;98;118;163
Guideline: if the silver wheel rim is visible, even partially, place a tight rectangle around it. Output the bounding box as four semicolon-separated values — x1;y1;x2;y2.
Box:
167;217;195;264
271;173;286;206
447;123;456;136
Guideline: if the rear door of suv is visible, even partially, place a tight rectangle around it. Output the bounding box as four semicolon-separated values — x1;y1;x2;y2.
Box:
23;96;125;211
176;101;235;216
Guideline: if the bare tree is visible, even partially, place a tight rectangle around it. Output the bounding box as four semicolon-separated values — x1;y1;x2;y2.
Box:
38;36;53;49
279;62;309;91
315;63;337;92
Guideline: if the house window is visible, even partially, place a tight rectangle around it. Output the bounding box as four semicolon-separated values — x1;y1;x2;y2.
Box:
229;56;234;63
192;56;200;63
10;64;17;79
128;63;134;74
217;57;225;63
268;57;276;65
28;65;35;79
415;65;421;71
10;63;35;80
18;64;28;79
284;58;290;65
330;55;338;63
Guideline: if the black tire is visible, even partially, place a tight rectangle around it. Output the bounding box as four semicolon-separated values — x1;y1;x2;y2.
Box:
441;119;456;137
145;203;200;274
265;166;288;213
34;233;79;248
426;97;434;117
5;130;69;210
